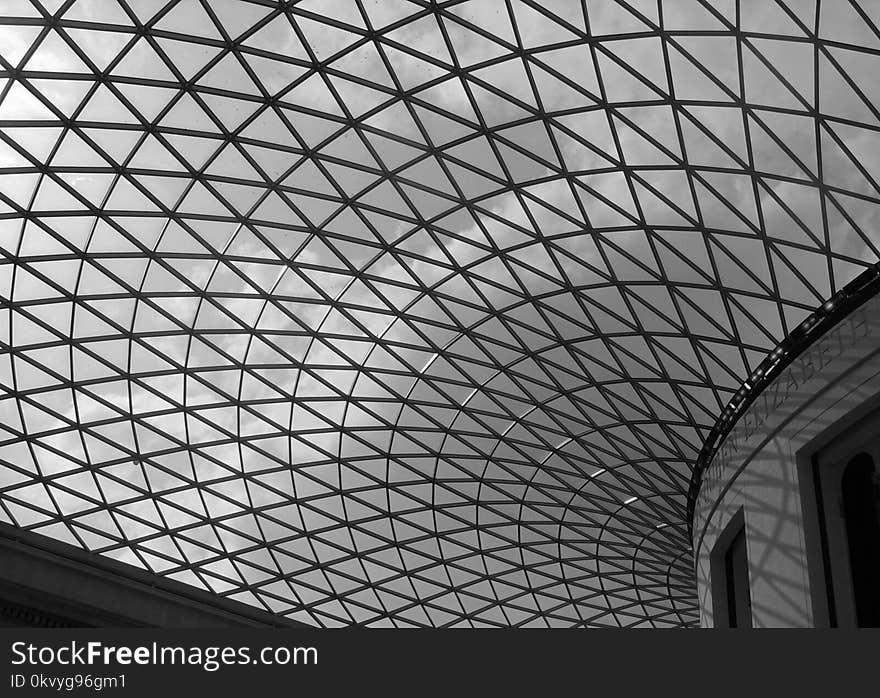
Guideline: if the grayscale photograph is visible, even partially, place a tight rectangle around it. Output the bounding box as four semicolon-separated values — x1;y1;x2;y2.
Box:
0;0;878;648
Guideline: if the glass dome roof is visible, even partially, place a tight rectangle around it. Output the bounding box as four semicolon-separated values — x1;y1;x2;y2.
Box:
0;0;878;627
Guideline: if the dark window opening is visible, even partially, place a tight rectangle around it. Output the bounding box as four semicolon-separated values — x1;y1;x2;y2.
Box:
841;453;880;627
724;525;752;628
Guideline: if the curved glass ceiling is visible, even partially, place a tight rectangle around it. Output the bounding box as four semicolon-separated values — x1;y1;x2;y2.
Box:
1;0;878;628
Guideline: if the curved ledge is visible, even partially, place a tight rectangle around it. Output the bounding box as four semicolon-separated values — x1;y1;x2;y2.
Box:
686;262;880;539
0;522;308;627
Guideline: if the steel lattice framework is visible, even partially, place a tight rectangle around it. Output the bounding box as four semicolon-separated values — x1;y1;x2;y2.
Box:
0;0;878;628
